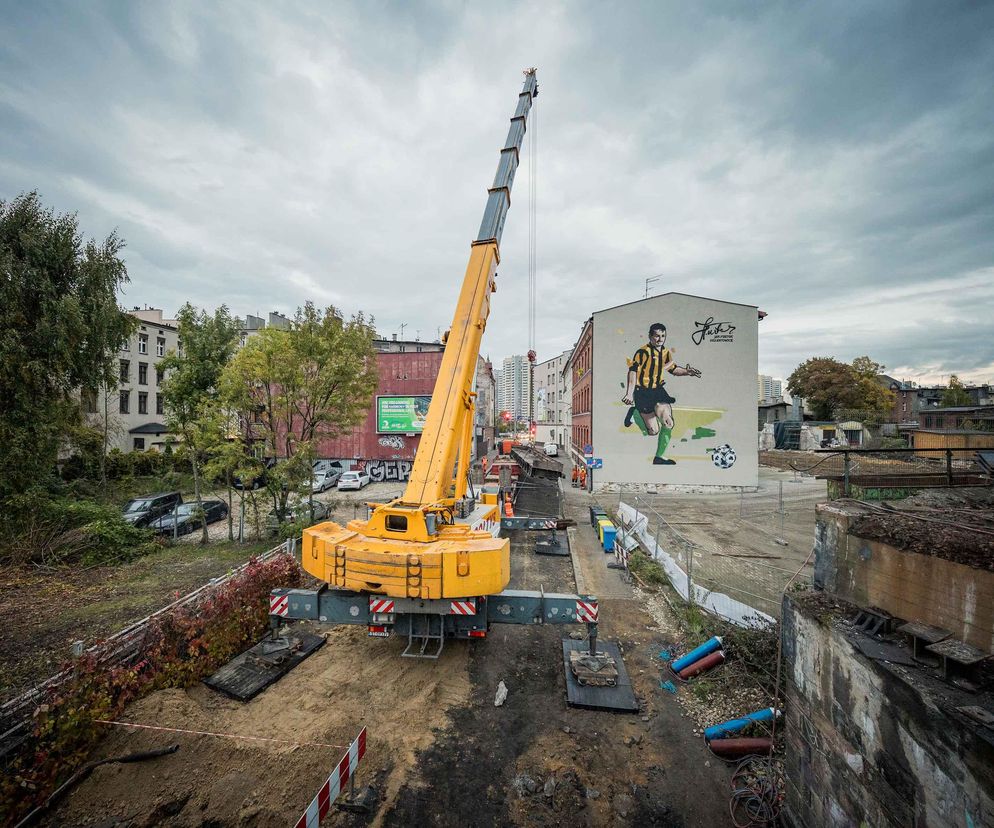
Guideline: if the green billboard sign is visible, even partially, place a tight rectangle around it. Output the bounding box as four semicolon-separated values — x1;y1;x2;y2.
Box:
377;395;431;433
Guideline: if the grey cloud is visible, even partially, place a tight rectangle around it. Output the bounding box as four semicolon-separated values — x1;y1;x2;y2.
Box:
1;1;992;385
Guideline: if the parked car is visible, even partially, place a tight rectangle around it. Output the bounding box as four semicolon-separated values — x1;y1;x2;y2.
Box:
337;470;370;491
543;443;559;457
150;499;228;537
311;468;341;493
233;457;277;491
122;492;183;527
265;499;331;535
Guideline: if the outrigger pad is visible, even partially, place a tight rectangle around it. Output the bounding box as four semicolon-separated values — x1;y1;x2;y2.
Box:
562;639;639;713
204;632;324;701
534;533;569;556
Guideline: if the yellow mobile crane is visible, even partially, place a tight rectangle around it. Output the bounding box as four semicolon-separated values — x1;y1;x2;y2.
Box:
269;71;603;659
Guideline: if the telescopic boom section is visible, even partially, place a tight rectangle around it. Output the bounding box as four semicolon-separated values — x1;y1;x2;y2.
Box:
300;72;537;600
405;70;538;505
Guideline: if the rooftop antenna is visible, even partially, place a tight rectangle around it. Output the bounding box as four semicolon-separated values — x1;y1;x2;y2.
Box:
399;322;407;340
644;274;661;299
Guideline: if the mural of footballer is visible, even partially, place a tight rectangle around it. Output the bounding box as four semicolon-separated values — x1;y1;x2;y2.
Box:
622;322;702;465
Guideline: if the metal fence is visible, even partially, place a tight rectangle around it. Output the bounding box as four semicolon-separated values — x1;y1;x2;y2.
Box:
603;483;818;625
761;447;992;499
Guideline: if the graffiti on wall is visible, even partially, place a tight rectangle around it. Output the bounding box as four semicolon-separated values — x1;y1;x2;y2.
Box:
377;435;406;450
363;460;413;483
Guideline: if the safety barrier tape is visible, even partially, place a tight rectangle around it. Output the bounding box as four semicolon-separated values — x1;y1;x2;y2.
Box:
96;719;348;750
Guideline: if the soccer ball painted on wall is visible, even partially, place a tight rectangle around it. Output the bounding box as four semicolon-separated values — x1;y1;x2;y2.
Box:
711;444;737;469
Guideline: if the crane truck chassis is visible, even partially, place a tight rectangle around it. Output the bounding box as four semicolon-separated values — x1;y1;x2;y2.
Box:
268;584;601;660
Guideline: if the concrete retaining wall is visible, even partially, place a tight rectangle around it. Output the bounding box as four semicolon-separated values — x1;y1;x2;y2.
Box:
814;504;994;653
782;595;994;827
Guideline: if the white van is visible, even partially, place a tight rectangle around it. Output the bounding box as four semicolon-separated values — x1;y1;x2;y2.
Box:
544;442;559;457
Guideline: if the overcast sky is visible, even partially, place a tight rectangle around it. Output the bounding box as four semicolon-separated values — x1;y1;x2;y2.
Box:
3;1;992;385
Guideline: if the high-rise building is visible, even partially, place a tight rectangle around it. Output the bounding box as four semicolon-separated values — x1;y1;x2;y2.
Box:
758;374;782;402
494;368;505;414
500;355;532;423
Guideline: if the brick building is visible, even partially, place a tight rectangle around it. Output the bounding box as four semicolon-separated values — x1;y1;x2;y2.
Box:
565;317;593;464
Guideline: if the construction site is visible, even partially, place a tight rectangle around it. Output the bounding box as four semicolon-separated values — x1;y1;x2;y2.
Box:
3;12;994;827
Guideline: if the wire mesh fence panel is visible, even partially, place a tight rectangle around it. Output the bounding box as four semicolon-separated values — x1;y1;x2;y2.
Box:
615;483;818;623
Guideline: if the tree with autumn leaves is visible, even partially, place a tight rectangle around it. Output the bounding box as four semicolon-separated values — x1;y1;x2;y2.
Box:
787;356;894;422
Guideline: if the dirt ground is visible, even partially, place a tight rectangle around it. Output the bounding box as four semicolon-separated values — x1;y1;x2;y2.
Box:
846;486;994;571
593;467;826;618
42;487;739;827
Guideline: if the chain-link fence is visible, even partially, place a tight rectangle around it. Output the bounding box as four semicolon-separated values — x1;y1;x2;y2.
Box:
760;447;992;499
600;477;821;624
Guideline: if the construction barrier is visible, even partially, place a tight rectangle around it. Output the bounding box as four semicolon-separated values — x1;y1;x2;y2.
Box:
294;726;368;828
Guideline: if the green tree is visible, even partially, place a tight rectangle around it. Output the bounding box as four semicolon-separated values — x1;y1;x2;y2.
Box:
160;304;239;544
940;374;972;407
221;303;377;522
0;192;136;502
787;356;893;422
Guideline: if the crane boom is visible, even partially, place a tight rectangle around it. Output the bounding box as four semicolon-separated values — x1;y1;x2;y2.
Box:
300;71;538;601
405;70;537;505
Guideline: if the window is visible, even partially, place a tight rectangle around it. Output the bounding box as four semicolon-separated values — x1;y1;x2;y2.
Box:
156;337;165;356
138;334;148;354
121;338;130;351
119;360;130;383
156;394;164;415
138;362;148;385
133;438;145;451
138;392;148;414
156;367;164;384
82;390;98;413
119;390;130;414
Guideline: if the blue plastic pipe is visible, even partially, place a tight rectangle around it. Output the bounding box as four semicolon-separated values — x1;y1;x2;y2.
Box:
704;707;780;741
670;636;722;673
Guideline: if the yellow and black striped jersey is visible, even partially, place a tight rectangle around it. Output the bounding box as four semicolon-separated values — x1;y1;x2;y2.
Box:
628;345;674;388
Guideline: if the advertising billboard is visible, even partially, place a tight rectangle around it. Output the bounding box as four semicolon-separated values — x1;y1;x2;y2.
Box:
591;293;758;486
377;395;431;434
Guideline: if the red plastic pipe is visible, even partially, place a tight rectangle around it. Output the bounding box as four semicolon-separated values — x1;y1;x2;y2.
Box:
707;737;773;757
677;649;725;679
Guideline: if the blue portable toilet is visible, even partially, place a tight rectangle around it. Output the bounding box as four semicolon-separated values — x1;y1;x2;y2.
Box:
601;523;617;553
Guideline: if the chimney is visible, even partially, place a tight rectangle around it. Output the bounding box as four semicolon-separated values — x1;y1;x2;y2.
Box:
392;333;398;341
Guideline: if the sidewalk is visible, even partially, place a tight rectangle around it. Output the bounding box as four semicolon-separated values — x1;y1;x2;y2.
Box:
562;482;634;600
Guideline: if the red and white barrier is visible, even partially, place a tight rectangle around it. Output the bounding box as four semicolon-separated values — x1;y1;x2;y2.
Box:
368;597;395;614
294;726;367;828
269;593;289;617
576;600;599;623
449;599;477;616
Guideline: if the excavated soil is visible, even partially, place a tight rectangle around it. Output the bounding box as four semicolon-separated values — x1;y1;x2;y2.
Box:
44;524;734;826
848;488;994;571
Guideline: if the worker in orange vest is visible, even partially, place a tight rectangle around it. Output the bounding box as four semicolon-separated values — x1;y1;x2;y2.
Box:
579;465;587;489
482;455;488;475
571;465;579;487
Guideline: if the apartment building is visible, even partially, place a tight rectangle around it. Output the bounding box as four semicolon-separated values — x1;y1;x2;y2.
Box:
757;374;782;402
533;348;573;448
500;354;532;423
86;308;178;452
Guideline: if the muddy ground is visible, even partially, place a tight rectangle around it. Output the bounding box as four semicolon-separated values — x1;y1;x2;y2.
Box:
42;491;737;827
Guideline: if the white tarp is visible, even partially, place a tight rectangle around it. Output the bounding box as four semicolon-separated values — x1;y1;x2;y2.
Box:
617;503;775;628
